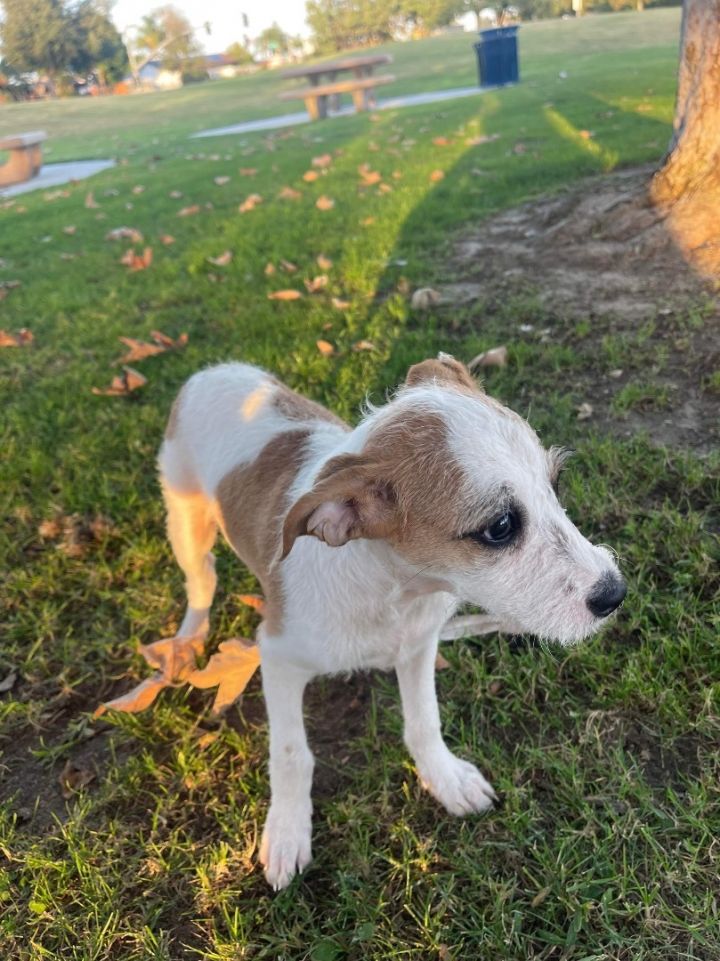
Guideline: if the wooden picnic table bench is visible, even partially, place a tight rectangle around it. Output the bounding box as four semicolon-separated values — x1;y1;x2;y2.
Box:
279;55;394;120
0;131;47;187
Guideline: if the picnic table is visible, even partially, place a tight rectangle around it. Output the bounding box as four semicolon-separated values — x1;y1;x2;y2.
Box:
279;55;394;120
0;131;47;187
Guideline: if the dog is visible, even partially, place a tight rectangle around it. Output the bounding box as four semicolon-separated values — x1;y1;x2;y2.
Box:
158;354;625;889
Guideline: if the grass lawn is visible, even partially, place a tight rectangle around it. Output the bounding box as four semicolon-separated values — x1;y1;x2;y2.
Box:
2;8;719;960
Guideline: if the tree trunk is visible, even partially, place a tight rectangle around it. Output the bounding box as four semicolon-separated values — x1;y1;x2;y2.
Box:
650;0;720;276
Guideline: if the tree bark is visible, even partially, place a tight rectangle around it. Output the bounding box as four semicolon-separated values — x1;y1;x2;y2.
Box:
650;0;720;276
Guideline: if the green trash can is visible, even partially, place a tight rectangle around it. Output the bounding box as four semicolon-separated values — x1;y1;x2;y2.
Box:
474;26;520;87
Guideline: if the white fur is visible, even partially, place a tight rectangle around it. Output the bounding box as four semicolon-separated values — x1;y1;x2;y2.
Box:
158;360;624;889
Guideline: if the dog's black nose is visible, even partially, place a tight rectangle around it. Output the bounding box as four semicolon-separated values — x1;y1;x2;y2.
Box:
586;573;626;619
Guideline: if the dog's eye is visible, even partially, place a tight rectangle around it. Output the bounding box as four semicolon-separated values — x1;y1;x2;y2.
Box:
466;510;520;547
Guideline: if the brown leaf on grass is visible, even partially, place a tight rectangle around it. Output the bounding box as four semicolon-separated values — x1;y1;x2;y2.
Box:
177;204;201;217
94;675;167;718
239;193;262;213
58;759;96;798
316;254;332;271
392;170;403;180
303;170;320;183
84;191;100;209
312;153;332;168
361;216;375;226
160;234;175;245
280;259;298;273
0;328;33;348
264;262;276;276
239;167;258;176
150;330;188;349
118;337;165;362
278;186;302;200
237;593;266;613
512;142;527;155
358;163;381;186
378;182;392;194
579;130;593;140
120;247;153;271
331;297;351;309
207;250;233;267
187;638;261;714
106;226;143;243
132;185;145;195
214;175;231;186
267;289;302;301
433;136;451;146
576;402;594;421
352;339;375;352
316;339;335;357
92;366;147;396
429;169;445;182
304;274;328;293
410;287;441;309
466;133;500;146
435;652;451;670
316;195;334;211
169;190;183;199
0;670;18;693
468;346;508;370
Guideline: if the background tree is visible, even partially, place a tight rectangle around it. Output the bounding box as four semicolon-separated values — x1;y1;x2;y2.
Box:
306;0;400;52
650;0;720;276
225;41;254;65
0;0;75;82
255;22;292;58
70;0;128;85
127;5;205;80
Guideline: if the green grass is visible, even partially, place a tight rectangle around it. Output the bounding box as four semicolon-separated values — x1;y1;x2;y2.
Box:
2;9;719;960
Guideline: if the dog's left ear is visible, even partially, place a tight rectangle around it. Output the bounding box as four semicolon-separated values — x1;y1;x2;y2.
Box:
280;454;399;560
405;353;482;392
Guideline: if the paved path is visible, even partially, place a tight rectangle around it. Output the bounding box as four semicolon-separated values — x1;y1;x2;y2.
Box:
0;159;116;198
192;85;491;139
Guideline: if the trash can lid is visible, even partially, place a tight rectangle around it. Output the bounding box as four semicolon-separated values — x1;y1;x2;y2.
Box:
478;26;519;40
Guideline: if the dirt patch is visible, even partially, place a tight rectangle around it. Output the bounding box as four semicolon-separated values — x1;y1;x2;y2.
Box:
444;164;720;452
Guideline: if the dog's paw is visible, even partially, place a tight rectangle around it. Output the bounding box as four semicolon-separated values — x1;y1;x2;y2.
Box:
419;754;497;816
259;806;312;890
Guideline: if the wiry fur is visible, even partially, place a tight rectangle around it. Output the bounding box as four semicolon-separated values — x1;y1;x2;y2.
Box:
157;357;625;889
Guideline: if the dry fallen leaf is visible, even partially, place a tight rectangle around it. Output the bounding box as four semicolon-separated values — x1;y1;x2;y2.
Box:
264;262;276;276
267;289;302;301
433;136;451;146
120;247;153;271
160;234;175;245
150;330;187;349
512;142;527;155
303;170;320;183
239;193;262;213
435;652;451;670
531;887;551;909
85;191;100;209
59;759;96;798
468;346;508;369
237;593;266;613
239;167;257;176
177;204;201;217
353;339;375;352
312;153;332;168
118;337;166;362
579;130;593;140
278;186;302;200
0;670;17;693
92;366;147;396
0;328;33;348
214;175;231;186
132;185;145;195
358;164;381;186
331;297;351;309
361;217;375;227
576;402;594;421
410;287;441;310
280;259;298;273
316;339;335;357
304;274;328;293
106;226;143;244
429;169;445;183
392;170;403;180
316;195;334;211
94;675;167;718
187;638;261;714
466;133;500;146
207;250;233;267
316;254;332;271
169;189;183;199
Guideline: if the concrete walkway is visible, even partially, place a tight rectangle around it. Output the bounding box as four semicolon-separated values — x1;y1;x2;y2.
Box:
0;159;116;198
191;85;491;139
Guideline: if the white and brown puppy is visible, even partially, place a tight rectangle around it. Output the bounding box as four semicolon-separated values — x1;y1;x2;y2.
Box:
158;355;625;889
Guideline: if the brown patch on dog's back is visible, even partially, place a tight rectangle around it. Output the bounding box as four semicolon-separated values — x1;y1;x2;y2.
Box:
273;384;349;429
216;430;311;634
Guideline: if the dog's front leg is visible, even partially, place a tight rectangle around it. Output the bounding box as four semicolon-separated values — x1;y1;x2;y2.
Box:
259;656;315;890
396;639;497;816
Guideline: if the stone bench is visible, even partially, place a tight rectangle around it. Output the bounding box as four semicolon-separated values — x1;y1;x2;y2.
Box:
0;131;47;188
279;75;395;121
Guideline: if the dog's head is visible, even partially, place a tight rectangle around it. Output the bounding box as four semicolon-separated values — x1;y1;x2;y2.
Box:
282;354;625;644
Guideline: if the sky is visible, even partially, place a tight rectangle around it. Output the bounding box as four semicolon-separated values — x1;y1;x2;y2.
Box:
111;0;310;53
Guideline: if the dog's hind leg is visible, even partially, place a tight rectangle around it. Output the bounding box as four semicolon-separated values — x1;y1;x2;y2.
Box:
162;483;218;639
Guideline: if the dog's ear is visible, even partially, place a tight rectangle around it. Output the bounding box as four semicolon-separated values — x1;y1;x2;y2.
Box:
280;454;399;560
405;353;482;392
